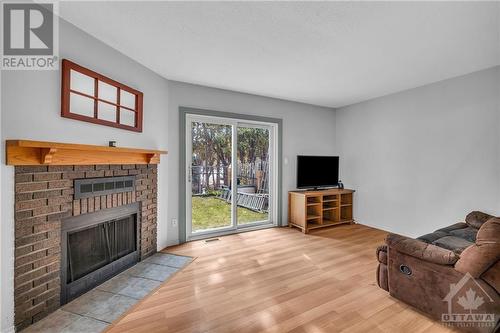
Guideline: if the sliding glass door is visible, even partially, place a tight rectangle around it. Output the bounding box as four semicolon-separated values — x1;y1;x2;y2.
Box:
189;119;233;233
236;124;271;225
186;114;276;240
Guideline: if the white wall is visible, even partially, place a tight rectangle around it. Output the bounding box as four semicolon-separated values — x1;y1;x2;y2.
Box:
0;19;170;332
335;67;500;237
165;81;336;245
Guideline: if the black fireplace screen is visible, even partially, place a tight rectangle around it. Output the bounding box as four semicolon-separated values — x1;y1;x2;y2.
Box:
67;216;136;283
61;203;139;304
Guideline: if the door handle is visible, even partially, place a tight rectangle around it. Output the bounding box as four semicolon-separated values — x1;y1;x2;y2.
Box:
188;166;192;182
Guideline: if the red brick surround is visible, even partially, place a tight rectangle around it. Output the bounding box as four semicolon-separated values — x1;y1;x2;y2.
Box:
13;164;158;330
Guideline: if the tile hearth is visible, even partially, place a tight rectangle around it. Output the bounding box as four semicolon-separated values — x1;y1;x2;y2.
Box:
22;253;192;333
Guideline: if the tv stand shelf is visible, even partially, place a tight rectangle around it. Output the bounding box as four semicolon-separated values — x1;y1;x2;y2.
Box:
288;189;355;233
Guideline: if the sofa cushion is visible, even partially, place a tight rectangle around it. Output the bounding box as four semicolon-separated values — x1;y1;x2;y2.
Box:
476;217;500;245
455;218;500;278
448;226;477;243
432;236;473;254
417;222;476;254
465;211;494;229
386;234;459;265
417;231;449;244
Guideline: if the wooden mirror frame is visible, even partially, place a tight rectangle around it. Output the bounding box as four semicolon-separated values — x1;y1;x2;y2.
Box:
61;59;143;132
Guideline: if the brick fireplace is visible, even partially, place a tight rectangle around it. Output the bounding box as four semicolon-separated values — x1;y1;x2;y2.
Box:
13;164;158;330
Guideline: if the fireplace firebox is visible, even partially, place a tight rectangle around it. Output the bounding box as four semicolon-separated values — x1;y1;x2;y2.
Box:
61;203;140;304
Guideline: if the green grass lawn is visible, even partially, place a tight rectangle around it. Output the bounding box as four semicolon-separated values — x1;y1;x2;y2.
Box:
192;196;268;231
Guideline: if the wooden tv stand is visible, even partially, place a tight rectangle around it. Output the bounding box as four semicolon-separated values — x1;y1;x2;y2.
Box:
288;188;355;233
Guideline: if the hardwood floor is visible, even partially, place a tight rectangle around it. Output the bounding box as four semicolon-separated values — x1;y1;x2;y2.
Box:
106;224;456;333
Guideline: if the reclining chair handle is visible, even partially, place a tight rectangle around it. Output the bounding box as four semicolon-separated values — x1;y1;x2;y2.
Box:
399;264;412;275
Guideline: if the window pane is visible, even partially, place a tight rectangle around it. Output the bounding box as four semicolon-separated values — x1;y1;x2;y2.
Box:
98;101;116;122
70;70;94;96
70;92;94;117
120;109;136;127
120;90;136;109
99;81;117;103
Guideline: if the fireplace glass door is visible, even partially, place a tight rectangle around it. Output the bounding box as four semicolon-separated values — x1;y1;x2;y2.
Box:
62;204;140;304
67;215;136;284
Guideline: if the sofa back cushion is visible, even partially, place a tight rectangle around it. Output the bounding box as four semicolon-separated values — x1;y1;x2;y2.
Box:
432;236;473;254
465;211;494;229
417;222;477;254
455;217;500;278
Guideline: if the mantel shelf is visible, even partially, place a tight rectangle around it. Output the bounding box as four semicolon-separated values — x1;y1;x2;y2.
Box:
6;140;167;165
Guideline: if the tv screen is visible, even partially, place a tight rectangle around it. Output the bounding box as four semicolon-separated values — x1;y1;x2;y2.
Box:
297;155;339;189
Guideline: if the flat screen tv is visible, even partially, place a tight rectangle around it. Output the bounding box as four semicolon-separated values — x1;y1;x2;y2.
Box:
297;155;339;189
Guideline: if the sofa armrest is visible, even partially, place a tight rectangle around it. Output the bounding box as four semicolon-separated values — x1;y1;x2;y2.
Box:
386;234;459;265
376;244;388;264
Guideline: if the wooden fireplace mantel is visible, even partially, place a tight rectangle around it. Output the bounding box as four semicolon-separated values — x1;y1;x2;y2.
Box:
6;140;167;165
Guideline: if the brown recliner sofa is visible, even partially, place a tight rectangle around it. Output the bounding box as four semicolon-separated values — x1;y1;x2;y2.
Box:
376;211;500;333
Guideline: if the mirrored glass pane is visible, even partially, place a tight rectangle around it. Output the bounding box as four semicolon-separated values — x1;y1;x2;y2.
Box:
70;70;94;96
97;101;116;122
70;93;94;117
99;81;117;103
120;109;136;127
120;90;136;109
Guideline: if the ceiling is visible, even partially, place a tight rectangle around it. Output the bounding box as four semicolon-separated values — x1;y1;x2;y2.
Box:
59;1;500;108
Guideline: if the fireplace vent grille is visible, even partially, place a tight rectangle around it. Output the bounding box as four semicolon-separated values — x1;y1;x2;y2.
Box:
74;176;135;199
